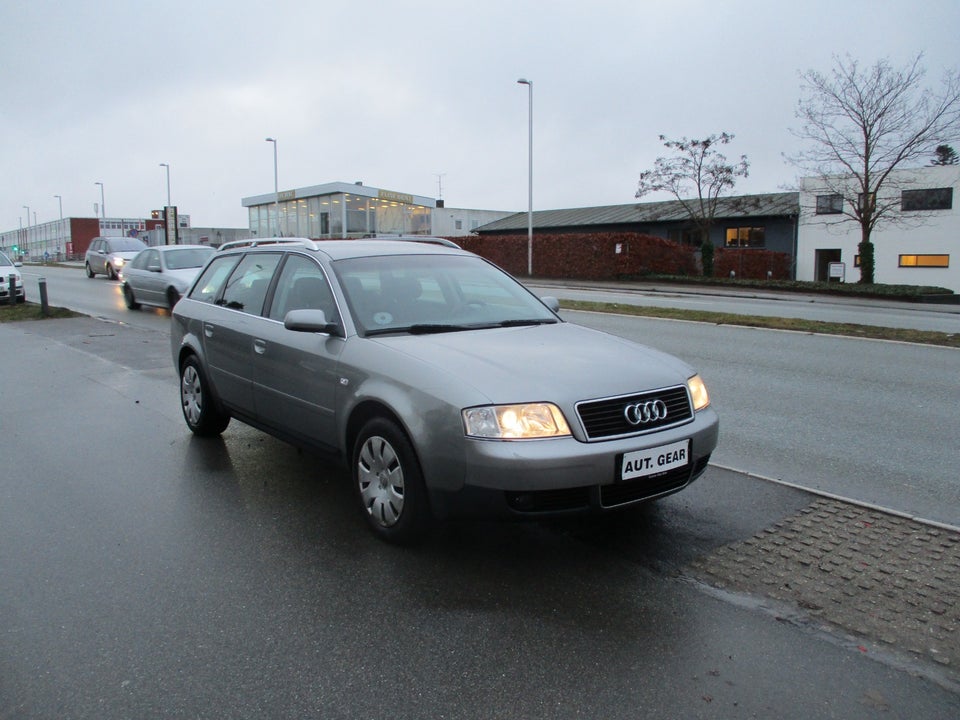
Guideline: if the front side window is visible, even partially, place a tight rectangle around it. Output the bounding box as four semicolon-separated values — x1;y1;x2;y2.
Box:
221;253;283;315
268;254;338;323
901;188;953;212
131;250;156;270
189;255;241;304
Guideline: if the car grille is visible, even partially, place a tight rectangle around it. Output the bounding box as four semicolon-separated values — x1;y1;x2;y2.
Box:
576;385;693;440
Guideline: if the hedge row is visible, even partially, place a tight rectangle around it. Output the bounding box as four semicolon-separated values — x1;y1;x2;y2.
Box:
455;232;792;281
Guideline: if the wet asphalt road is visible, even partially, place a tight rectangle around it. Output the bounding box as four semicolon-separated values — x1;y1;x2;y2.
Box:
2;317;958;718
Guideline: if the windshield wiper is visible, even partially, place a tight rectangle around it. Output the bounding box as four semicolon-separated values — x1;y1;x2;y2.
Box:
364;324;472;337
408;323;476;334
496;318;558;327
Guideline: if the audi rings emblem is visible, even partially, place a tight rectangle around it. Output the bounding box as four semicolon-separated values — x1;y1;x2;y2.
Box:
623;399;668;425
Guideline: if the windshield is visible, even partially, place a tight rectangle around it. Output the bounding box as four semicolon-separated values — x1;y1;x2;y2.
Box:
0;250;12;267
108;238;146;253
333;254;559;336
165;247;214;270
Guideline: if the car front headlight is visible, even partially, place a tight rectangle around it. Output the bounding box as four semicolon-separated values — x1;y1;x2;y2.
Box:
463;403;571;439
687;374;710;411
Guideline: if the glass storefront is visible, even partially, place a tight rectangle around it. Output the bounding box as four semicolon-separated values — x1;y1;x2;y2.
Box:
248;191;432;239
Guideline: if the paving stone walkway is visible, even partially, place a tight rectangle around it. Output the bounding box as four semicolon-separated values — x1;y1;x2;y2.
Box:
688;498;960;686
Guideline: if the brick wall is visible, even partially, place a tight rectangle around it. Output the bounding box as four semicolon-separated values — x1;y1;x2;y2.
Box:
457;232;701;279
456;233;792;281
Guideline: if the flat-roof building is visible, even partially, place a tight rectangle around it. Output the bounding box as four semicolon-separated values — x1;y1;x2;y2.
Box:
242;181;513;239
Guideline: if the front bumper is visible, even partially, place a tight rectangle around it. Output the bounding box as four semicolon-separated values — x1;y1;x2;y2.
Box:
428;407;719;519
0;281;24;303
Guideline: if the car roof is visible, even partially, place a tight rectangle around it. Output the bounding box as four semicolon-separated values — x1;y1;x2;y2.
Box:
155;244;214;252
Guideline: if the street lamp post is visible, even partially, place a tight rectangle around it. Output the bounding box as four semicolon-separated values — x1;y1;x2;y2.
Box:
517;78;533;276
95;182;105;222
22;205;30;258
265;137;279;236
159;163;171;207
54;195;63;259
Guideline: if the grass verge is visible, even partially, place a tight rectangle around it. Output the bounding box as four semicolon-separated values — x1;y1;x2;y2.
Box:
560;300;960;349
0;302;80;322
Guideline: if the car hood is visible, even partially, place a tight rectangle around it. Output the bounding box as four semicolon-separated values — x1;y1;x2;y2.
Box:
166;267;203;286
113;252;141;261
369;322;694;404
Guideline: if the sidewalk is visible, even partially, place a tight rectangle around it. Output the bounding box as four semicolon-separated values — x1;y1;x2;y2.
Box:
690;497;959;689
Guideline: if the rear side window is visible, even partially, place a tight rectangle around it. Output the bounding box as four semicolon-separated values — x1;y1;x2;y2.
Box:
220;253;283;315
189;255;241;304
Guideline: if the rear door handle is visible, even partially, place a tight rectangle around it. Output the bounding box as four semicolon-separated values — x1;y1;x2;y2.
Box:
203;323;214;338
253;339;267;355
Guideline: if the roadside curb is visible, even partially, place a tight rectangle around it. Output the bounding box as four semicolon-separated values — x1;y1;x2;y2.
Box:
711;462;960;534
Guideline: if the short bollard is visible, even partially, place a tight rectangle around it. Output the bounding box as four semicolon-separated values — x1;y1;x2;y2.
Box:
39;277;50;316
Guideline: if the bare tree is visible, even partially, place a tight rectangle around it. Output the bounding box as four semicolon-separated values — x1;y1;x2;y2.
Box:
636;133;749;276
788;53;960;283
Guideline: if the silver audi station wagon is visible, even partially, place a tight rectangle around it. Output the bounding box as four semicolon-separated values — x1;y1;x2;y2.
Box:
171;238;719;542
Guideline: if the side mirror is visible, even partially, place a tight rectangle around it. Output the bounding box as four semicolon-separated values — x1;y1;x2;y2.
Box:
540;296;561;313
284;308;341;336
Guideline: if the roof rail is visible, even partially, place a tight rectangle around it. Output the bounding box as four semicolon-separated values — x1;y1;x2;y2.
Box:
371;235;461;249
217;237;319;252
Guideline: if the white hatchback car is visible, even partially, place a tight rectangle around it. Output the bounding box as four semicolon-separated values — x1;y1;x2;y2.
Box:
0;250;25;304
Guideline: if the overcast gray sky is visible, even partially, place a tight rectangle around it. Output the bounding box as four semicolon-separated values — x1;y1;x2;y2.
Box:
2;0;958;231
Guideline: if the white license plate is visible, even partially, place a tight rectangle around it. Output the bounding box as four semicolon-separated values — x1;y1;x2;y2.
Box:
620;440;690;480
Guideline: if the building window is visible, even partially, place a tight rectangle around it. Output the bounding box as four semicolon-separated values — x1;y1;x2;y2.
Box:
668;228;704;246
858;192;876;213
725;226;766;248
899;254;950;268
815;194;843;214
901;188;953;212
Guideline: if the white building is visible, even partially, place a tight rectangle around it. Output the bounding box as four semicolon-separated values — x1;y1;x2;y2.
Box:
797;165;960;291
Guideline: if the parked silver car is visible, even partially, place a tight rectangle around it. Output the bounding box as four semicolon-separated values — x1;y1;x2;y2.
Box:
84;236;148;279
121;244;215;310
171;239;719;542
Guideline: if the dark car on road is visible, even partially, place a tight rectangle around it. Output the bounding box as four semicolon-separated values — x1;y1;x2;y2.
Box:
171;238;719;542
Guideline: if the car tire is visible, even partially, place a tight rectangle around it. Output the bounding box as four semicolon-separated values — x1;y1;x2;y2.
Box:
179;355;230;436
85;263;95;278
107;265;117;280
353;417;431;544
123;284;141;310
167;287;181;310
